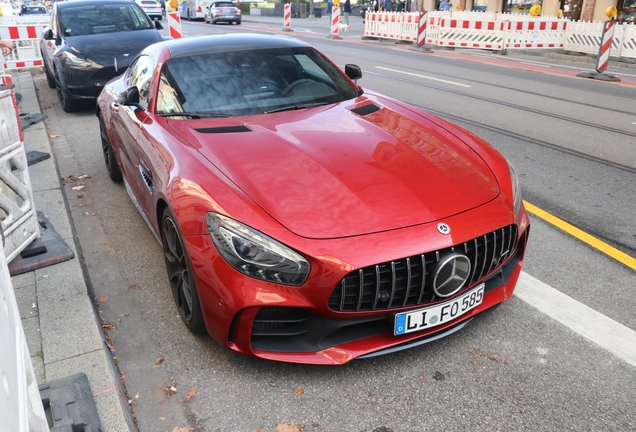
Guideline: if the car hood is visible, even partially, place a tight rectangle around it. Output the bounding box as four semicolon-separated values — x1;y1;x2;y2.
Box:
64;30;162;66
169;98;500;239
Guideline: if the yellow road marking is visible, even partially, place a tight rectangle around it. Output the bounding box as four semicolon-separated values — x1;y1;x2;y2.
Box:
523;201;636;271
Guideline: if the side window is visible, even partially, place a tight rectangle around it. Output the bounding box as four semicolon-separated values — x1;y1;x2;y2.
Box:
126;55;154;108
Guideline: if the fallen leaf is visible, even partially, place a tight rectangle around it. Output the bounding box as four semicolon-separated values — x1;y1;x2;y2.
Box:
99;296;109;303
71;185;85;190
135;393;139;399
186;388;196;400
419;379;426;383
293;387;304;395
49;134;60;138
129;283;140;290
270;381;277;387
159;417;166;421
276;424;302;432
102;322;116;330
155;357;165;366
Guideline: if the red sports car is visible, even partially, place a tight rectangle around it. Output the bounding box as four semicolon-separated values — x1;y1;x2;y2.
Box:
96;34;530;365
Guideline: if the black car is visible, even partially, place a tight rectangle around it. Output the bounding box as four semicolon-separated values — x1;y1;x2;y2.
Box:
40;0;164;112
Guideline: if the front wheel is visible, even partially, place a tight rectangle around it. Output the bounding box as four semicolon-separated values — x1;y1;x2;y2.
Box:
161;207;207;333
236;20;241;25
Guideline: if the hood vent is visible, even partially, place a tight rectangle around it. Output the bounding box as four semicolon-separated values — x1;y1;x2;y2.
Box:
350;104;381;116
194;125;253;134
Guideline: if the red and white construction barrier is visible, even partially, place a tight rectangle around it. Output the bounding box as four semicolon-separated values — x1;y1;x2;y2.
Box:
168;12;182;39
504;20;567;49
0;24;47;71
596;20;616;73
330;6;341;38
283;3;293;32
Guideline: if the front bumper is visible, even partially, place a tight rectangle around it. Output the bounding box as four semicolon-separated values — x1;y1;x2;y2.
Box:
186;200;530;365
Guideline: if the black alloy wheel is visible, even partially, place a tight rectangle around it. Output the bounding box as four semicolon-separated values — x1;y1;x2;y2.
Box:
98;113;122;182
161;207;206;333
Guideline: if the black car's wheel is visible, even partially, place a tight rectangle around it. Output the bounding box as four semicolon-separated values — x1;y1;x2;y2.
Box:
43;57;56;89
98;113;122;182
55;70;81;112
236;20;241;25
161;207;206;333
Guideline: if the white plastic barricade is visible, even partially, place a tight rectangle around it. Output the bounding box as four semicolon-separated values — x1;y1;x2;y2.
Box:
0;239;49;432
0;24;48;71
0;16;50;26
435;19;506;50
283;3;292;31
565;21;636;59
504;20;566;50
399;13;419;42
617;24;636;59
0;74;40;263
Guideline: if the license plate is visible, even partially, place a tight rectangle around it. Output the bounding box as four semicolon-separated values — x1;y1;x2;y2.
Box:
394;284;484;336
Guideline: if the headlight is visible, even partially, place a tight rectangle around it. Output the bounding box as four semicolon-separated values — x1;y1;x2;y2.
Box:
507;159;522;217
207;213;310;286
61;50;92;68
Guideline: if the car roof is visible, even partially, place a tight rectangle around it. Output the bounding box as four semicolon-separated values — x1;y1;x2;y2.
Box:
162;34;310;59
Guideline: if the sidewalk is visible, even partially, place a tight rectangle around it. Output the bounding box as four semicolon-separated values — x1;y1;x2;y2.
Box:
10;71;135;431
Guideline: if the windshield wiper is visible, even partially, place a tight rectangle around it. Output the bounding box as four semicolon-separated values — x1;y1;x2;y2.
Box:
158;111;233;119
264;102;327;114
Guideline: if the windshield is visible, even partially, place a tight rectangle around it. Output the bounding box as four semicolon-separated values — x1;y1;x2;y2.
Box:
155;47;359;117
59;3;153;36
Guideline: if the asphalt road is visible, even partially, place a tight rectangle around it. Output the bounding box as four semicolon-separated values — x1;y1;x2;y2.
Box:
35;16;636;432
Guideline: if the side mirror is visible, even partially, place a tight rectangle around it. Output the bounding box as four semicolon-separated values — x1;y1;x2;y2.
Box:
155;20;163;30
118;86;141;107
42;28;54;40
345;64;362;82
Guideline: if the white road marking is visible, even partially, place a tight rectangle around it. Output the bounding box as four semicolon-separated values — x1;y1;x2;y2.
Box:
376;66;472;87
515;272;636;368
520;61;551;67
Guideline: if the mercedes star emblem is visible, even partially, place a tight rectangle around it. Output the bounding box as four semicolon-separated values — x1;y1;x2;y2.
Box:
432;253;471;297
437;223;451;235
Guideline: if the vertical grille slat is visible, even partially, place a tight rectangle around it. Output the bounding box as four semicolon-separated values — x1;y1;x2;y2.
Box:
402;258;412;307
372;265;381;310
356;269;364;311
330;225;519;312
387;262;397;308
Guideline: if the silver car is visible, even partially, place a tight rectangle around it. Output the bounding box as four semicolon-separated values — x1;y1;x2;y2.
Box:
204;1;241;24
135;0;163;20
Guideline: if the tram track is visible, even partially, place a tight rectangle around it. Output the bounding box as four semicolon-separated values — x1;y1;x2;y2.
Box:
364;70;636;140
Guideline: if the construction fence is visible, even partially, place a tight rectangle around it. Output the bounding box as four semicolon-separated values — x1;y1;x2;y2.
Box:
364;11;636;61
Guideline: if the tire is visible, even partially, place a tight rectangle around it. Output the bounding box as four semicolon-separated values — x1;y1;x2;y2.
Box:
236;20;241;25
98;113;122;182
54;69;81;112
161;207;206;333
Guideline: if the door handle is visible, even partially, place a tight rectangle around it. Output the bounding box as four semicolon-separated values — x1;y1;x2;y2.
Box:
110;101;120;112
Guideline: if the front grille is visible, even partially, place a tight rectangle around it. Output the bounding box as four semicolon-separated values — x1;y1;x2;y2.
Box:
328;225;518;312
